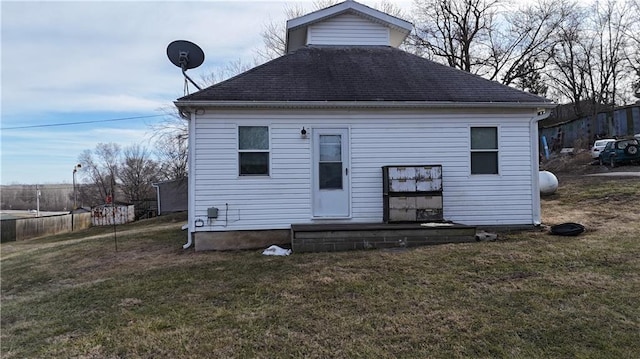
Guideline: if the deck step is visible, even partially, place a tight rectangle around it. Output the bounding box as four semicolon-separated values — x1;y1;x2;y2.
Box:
291;223;476;253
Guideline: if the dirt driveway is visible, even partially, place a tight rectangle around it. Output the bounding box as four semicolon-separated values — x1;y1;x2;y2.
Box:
587;172;640;177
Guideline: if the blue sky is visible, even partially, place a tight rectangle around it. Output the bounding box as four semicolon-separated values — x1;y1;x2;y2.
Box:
2;0;343;185
0;0;605;185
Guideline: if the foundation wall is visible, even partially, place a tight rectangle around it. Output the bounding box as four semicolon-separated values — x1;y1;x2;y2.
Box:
194;229;290;251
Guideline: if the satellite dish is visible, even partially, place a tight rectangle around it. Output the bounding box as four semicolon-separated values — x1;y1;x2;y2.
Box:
167;40;205;70
166;40;205;91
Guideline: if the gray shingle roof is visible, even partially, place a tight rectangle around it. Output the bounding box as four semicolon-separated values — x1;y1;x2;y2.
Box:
178;46;551;104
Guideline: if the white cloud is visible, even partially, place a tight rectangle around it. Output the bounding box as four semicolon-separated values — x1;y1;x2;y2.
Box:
0;1;292;184
0;0;415;185
1;1;285;117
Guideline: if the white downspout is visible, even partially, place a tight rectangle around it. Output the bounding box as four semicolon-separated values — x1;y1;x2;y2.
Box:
530;109;551;226
183;109;196;249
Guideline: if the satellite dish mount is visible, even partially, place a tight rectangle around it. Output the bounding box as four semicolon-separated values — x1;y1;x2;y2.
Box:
167;40;205;94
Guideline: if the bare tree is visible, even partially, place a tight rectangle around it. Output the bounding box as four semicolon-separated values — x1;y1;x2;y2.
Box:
626;0;640;99
155;132;188;181
587;0;631;106
546;0;634;113
119;144;159;203
20;185;37;210
409;0;638;106
373;0;406;17
154;106;188;140
411;0;501;73
255;2;328;62
487;0;574;86
512;59;548;96
77;143;121;206
147;106;189;181
546;5;588;108
411;0;572;91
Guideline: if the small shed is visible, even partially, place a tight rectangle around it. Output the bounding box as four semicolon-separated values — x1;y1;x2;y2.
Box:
153;178;188;215
91;203;135;226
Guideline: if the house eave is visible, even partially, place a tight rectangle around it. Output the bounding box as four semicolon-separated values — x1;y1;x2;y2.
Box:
284;1;412;53
174;100;556;111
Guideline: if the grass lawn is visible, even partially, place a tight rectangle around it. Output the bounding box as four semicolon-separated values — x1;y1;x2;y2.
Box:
1;176;639;358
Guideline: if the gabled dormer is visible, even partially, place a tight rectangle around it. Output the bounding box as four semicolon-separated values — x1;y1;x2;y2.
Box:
285;0;413;53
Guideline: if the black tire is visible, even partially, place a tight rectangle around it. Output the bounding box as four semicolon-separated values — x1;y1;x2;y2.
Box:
550;222;585;236
625;144;638;156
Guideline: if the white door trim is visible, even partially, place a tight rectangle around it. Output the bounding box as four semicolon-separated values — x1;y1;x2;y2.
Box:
311;128;351;218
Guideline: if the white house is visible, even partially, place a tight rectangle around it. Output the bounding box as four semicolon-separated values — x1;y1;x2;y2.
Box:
174;0;555;251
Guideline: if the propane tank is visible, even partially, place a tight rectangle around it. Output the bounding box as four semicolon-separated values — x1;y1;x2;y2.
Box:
539;170;559;195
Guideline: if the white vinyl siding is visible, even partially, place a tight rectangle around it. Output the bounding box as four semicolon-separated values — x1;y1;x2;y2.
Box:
307;14;390;46
191;109;537;230
193;118;311;230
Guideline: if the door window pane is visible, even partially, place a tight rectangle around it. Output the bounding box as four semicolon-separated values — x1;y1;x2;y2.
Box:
319;163;343;189
318;135;343;189
320;135;341;161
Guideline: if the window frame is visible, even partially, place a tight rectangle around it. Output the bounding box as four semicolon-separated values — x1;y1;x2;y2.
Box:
237;125;270;177
470;126;500;175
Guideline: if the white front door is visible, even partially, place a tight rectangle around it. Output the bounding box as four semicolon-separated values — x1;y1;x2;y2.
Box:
312;128;350;217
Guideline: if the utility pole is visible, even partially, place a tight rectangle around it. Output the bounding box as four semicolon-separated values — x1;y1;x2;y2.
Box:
36;185;41;217
72;163;82;231
73;164;82;209
112;176;118;252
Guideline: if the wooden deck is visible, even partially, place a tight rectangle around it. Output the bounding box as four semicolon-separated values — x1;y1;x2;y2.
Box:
291;222;477;253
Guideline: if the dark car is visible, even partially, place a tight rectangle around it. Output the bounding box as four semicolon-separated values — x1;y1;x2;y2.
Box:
598;138;640;167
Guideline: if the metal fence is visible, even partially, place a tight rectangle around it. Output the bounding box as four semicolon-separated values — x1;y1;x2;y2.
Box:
541;104;640;151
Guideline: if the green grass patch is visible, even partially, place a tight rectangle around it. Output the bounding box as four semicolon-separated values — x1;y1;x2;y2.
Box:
552;176;640;204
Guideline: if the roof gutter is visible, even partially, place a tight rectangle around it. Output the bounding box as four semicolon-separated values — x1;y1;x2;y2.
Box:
530;109;552;226
183;110;197;250
174;100;557;110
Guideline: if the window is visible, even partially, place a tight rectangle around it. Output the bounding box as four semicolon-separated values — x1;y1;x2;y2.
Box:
470;127;498;174
239;126;269;176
